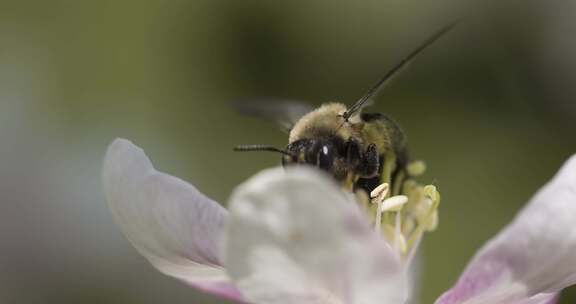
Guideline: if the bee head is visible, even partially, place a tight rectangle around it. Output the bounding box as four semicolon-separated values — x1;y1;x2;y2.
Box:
234;135;379;187
285;137;343;172
283;135;379;183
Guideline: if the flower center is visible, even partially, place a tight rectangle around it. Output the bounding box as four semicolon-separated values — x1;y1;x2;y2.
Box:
366;180;440;260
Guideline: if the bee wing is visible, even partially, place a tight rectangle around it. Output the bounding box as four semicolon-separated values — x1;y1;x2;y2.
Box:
232;99;314;133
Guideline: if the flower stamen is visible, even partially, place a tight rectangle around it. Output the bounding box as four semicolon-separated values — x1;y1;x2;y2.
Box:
368;180;440;259
370;183;389;233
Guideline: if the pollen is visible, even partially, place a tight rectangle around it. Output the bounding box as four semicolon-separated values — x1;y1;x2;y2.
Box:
369;181;440;259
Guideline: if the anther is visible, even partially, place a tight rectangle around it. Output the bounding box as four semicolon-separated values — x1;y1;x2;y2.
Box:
371;183;390;233
370;183;390;200
407;160;427;177
381;195;408;212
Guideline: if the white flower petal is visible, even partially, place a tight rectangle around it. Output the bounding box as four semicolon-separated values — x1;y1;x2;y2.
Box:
225;166;406;304
102;138;241;300
406;253;422;304
436;155;576;304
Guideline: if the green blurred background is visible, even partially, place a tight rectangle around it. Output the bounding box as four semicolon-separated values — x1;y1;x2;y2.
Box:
1;0;576;303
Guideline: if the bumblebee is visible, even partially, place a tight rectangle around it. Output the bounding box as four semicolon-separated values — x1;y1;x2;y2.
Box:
235;21;456;197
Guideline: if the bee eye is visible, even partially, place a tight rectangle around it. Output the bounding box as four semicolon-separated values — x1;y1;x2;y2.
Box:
318;145;333;170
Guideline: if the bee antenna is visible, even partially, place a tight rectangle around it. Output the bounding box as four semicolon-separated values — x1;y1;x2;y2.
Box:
234;145;295;157
342;20;459;121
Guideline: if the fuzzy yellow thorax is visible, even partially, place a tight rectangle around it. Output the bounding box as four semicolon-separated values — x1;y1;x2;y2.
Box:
289;103;359;143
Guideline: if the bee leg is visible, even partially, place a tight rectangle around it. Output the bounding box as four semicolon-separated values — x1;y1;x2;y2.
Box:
346;140;378;178
345;138;362;168
359;144;379;177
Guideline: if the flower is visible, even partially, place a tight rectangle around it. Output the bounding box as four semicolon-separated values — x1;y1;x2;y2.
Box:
102;138;576;304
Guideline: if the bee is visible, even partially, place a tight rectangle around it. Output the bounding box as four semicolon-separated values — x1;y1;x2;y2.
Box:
234;22;456;197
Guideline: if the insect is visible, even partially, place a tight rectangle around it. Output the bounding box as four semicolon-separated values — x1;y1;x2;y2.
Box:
234;21;456;198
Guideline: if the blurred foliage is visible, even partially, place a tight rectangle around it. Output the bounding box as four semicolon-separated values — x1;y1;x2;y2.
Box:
1;0;575;303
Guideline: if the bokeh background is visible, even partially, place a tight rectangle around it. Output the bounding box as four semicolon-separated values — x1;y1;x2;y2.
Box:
1;0;576;303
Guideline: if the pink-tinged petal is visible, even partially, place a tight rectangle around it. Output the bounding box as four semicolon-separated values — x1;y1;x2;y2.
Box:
513;292;559;304
436;155;576;304
102;138;242;301
225;166;407;304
